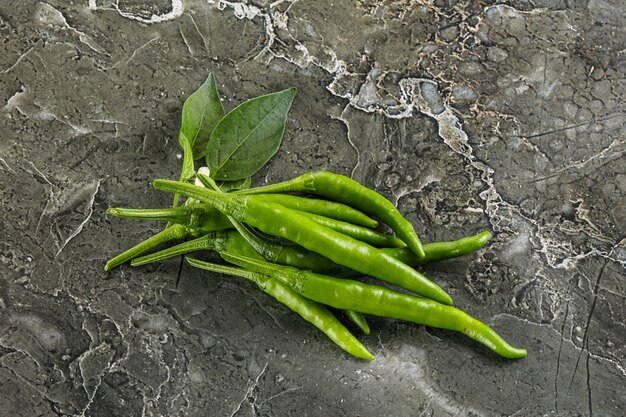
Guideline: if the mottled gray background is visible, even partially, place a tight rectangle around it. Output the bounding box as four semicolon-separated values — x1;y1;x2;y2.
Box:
1;1;624;416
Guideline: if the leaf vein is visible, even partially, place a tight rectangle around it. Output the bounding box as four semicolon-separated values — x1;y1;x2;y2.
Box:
214;100;286;175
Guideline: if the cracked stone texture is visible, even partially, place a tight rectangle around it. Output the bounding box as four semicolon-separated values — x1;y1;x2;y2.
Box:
0;0;624;416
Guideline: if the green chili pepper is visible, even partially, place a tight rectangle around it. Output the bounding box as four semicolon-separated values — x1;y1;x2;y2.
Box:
133;230;492;276
152;179;453;305
218;252;528;359
380;231;493;265
296;211;404;248
253;193;378;228
235;171;427;259
130;230;370;334
225;220;372;335
186;258;374;360
342;309;371;335
110;202;396;248
225;219;352;276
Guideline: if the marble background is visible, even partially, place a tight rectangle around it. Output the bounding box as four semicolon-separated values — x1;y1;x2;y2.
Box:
1;1;624;416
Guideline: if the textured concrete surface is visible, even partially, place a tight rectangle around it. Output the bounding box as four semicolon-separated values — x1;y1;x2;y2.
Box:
1;1;624;416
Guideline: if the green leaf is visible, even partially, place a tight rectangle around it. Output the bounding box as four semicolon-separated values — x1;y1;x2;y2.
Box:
179;73;225;159
206;87;296;181
218;177;251;192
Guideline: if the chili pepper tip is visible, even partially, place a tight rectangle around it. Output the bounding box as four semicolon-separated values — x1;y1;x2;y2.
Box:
477;230;492;244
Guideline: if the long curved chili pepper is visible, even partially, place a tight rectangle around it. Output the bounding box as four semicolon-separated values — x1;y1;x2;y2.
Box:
234;171;427;259
218;252;527;359
152;179;453;305
130;230;370;334
380;231;492;265
296;211;404;248
224;218;372;335
110;203;397;248
132;230;492;275
253;193;378;228
186;258;374;360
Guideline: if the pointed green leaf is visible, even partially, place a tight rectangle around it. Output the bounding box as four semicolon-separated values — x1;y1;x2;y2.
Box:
179;73;225;159
206;87;296;181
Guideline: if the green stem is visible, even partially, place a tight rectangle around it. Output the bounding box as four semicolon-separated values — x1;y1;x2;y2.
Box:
107;207;187;224
173;137;196;208
187;256;265;286
131;232;225;266
196;173;221;191
105;223;189;271
153;179;239;215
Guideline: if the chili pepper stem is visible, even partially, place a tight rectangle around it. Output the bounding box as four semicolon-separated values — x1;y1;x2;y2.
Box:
130;232;224;266
196;173;221;191
104;223;189;271
154;179;241;216
196;174;273;259
107;207;187;224
187;256;266;286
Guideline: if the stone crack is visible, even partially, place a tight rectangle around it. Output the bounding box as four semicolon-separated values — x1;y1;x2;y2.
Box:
55;179;102;258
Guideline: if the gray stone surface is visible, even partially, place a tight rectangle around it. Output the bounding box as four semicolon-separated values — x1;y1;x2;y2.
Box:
1;1;624;416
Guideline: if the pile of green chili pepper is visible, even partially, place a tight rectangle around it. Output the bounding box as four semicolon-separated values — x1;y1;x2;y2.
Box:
106;172;526;360
105;74;527;360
